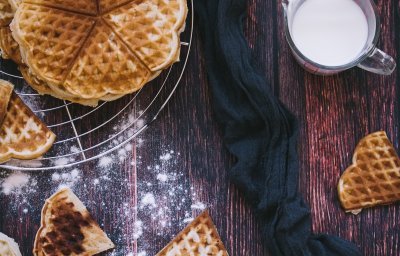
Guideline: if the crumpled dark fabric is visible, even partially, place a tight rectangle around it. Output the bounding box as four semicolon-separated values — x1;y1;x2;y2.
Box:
194;0;362;255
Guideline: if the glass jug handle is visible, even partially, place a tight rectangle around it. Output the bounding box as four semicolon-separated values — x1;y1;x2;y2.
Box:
357;48;396;75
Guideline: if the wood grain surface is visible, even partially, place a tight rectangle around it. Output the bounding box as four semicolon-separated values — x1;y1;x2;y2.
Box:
1;0;400;255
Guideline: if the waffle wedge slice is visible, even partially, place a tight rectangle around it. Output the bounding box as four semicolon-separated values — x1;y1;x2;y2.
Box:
0;86;55;163
103;0;188;71
34;188;115;256
27;0;97;15
0;0;13;26
0;232;22;256
156;210;229;256
8;0;20;11
64;20;152;98
338;131;400;214
0;79;13;125
0;26;21;63
11;3;96;85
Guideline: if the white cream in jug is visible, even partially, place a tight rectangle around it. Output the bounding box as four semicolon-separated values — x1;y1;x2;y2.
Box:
290;0;368;66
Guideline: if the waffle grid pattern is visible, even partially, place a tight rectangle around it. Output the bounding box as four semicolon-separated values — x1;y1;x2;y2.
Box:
156;211;229;256
0;0;193;170
12;0;187;100
338;131;400;212
0;92;56;163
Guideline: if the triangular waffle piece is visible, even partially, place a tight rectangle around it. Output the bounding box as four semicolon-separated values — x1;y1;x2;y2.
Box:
11;3;96;84
64;20;152;99
0;0;13;26
8;0;21;11
0;27;22;64
0;79;13;125
33;188;115;256
98;0;131;13
338;131;400;214
27;0;97;15
104;0;187;71
0;232;22;256
0;88;56;163
156;210;229;256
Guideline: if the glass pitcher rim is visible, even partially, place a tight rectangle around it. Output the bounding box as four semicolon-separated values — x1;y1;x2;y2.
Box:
283;0;381;70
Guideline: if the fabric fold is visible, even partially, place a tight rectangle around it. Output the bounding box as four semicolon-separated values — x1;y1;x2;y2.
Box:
195;0;362;255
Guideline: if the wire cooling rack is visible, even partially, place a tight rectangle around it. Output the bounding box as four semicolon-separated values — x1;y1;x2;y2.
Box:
0;0;193;170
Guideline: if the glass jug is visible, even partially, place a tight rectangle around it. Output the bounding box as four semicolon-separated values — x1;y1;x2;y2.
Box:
282;0;396;75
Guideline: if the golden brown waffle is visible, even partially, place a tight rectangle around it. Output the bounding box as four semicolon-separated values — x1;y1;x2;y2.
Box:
103;0;188;71
0;0;13;26
10;0;187;103
12;4;96;85
28;0;97;15
338;131;400;214
7;0;20;11
156;210;229;256
34;188;115;256
64;19;152;98
19;66;101;106
98;0;131;13
0;89;56;163
0;26;21;63
0;79;13;125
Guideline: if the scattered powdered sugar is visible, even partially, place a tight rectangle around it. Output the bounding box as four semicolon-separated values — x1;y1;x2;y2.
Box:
183;217;194;223
98;156;114;167
133;220;143;239
140;193;156;209
70;146;80;154
159;152;173;161
51;168;81;191
156;173;168;182
53;157;72;166
1;144;207;255
1;172;30;195
191;201;206;210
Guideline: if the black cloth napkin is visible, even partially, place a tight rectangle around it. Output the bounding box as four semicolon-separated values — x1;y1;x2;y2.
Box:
195;0;362;255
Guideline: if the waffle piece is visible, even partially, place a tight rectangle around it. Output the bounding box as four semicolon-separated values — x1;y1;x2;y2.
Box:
0;0;13;26
0;79;13;125
33;188;115;256
0;232;22;256
156;210;229;256
19;66;102;106
64;20;152;98
11;0;187;103
98;0;131;13
27;0;97;15
338;131;400;214
8;0;20;11
11;4;96;84
0;90;56;163
104;0;187;71
0;27;22;63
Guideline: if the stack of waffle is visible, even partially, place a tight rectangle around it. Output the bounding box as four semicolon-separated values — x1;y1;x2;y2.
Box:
0;0;187;106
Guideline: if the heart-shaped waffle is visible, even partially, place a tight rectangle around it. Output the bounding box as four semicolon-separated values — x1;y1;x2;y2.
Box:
338;131;400;214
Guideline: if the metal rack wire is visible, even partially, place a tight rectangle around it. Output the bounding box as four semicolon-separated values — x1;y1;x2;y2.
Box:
0;0;193;170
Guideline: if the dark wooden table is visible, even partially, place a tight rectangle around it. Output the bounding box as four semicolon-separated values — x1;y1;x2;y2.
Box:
1;0;400;255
